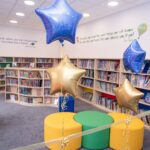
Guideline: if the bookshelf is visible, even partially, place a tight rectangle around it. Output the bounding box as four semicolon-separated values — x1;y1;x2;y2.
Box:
0;56;149;129
0;68;5;94
5;68;58;107
77;58;150;130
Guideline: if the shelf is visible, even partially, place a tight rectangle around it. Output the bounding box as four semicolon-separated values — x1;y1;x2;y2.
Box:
6;84;18;87
44;95;58;98
139;100;150;106
6;100;58;108
0;74;5;75
36;62;53;64
95;78;119;84
19;94;43;97
96;69;119;73
19;85;43;89
19;77;42;80
79;67;94;70
6;76;18;78
134;85;150;91
122;71;150;76
79;97;114;113
0;85;5;87
95;88;115;96
0;79;5;81
78;84;93;90
82;76;94;80
6;92;18;95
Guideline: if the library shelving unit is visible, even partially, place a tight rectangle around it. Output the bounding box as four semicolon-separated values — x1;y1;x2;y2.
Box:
36;58;54;68
0;56;149;129
77;59;95;102
77;58;150;130
0;68;6;94
0;57;13;68
5;67;58;107
13;57;35;68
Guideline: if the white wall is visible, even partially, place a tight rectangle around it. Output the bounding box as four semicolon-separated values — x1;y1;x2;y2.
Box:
64;3;150;59
0;26;60;58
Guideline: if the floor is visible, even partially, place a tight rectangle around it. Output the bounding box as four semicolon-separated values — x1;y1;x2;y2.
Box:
0;98;149;150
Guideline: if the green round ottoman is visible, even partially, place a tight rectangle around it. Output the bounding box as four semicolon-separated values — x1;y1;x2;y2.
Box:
74;111;114;150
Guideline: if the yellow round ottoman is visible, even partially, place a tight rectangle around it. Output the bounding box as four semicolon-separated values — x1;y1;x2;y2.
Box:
109;112;144;150
44;112;82;150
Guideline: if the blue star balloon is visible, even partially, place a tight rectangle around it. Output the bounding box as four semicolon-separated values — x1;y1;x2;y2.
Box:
35;0;82;46
123;39;146;73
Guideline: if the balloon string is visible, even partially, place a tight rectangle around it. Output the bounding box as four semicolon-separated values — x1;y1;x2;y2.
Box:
12;110;150;150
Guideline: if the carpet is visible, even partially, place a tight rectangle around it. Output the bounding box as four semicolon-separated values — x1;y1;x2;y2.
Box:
0;98;149;150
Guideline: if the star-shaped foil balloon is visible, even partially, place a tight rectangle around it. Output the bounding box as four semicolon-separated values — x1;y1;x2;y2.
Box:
123;39;146;73
35;0;82;45
113;79;144;113
47;56;85;97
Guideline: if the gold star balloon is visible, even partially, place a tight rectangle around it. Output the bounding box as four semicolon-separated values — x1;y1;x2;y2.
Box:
47;56;85;97
113;79;144;113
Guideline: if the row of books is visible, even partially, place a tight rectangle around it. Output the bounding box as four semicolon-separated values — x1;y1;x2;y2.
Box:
13;63;35;68
44;97;58;105
36;63;53;68
6;94;18;101
0;74;5;79
14;58;35;63
84;69;94;78
6;70;17;77
81;79;94;87
0;57;12;63
121;74;150;89
19;87;42;96
97;60;120;71
6;79;18;85
0;69;4;74
96;81;117;93
0;87;5;92
44;89;50;96
44;80;51;87
132;75;150;89
139;109;150;125
6;87;18;93
80;91;93;101
20;71;42;78
97;71;119;83
96;96;135;114
19;79;43;87
79;60;94;69
36;58;53;63
70;60;77;66
0;81;5;86
20;96;43;104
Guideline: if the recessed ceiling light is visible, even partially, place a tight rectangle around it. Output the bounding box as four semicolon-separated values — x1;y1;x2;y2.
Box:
83;13;90;18
24;0;35;6
16;12;25;17
108;0;119;7
9;20;18;24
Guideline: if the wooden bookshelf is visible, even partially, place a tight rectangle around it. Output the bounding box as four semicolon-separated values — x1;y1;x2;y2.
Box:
0;56;149;128
77;58;150;129
0;68;5;94
5;68;58;107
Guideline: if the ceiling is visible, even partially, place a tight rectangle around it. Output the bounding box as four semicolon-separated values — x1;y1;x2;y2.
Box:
0;0;150;30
